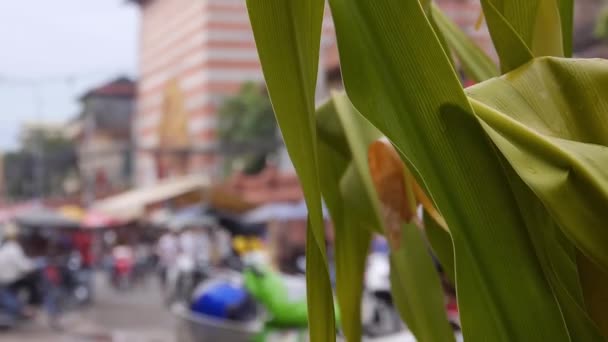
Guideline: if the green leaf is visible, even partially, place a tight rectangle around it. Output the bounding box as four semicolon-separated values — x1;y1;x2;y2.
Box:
558;0;573;57
579;252;608;337
467;57;608;338
466;57;608;274
332;202;371;342
316;95;379;341
481;0;565;68
317;119;369;342
317;93;455;341
331;94;384;232
499;157;602;341
327;0;570;340
306;224;337;341
531;0;564;57
390;223;455;342
317;94;381;341
480;0;534;73
316;94;383;233
246;1;335;340
431;4;499;82
424;210;455;285
484;0;563;57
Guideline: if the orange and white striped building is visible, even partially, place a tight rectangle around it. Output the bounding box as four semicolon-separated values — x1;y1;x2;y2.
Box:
131;0;491;186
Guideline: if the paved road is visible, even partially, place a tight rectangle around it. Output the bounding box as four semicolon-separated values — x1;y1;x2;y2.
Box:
0;272;176;342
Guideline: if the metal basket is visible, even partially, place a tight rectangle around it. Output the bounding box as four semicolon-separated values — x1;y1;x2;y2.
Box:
173;304;264;342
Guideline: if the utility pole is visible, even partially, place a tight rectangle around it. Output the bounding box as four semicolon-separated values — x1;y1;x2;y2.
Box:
32;86;45;200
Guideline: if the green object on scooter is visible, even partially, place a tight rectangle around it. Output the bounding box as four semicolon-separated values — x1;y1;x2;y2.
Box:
243;266;341;327
243;267;309;327
244;266;342;342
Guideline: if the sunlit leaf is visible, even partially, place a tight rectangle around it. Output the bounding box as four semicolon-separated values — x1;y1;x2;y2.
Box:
467;57;608;274
246;1;335;340
467;57;608;338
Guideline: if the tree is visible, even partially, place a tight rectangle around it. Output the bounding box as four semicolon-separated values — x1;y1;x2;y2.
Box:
3;126;77;200
217;82;278;175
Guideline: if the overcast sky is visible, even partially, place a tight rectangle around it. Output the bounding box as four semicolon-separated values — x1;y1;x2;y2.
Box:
0;0;138;150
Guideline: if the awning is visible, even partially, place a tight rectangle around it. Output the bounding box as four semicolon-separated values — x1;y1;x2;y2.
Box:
81;211;125;229
241;200;329;224
92;174;210;221
15;206;81;229
167;205;216;230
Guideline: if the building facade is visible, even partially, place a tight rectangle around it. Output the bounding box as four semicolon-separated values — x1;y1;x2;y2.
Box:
131;0;491;186
73;77;136;203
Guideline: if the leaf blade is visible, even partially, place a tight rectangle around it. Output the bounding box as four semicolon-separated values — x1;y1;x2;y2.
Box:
390;223;456;342
246;1;335;340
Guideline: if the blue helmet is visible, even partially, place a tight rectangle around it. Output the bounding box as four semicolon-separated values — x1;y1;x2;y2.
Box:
191;281;256;321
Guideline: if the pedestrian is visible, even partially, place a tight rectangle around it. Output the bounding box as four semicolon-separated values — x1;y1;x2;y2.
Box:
0;223;35;320
155;226;179;289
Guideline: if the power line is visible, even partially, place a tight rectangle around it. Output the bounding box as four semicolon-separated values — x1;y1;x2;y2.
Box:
0;69;133;87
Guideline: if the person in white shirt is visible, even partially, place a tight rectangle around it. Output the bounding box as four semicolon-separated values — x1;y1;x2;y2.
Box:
178;228;197;260
0;223;34;318
156;227;179;288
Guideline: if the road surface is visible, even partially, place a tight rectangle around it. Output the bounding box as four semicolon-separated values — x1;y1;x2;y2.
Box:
0;272;176;342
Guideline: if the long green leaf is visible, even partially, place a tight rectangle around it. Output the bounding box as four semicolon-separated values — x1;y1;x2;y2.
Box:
431;4;498;82
246;2;335;340
336;170;373;341
424;210;455;285
327;0;570;340
484;0;563;57
480;0;534;73
531;0;564;57
390;223;455;342
317;105;370;341
557;0;573;57
306;225;336;341
481;0;565;70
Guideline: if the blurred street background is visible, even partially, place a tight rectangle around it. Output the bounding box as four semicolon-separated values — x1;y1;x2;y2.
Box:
0;0;606;341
